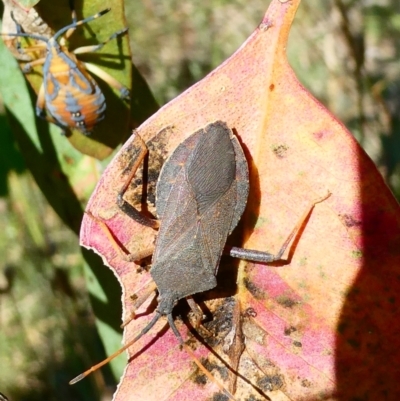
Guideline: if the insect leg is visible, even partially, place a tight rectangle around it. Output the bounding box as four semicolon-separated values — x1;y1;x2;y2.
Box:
167;314;237;401
80;61;130;100
64;0;78;40
121;280;158;328
21;56;46;73
117;133;160;229
53;9;112;42
186;296;206;328
36;83;46;117
73;27;128;55
229;192;331;263
85;210;155;262
70;312;163;385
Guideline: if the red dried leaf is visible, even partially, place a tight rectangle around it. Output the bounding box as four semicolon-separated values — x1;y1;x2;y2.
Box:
81;0;400;400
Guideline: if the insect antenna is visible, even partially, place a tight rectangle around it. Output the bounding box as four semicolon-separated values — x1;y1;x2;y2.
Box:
53;8;111;41
1;31;49;42
69;312;161;385
166;314;237;401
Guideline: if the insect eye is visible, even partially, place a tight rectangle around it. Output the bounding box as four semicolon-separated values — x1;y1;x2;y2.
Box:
72;112;81;117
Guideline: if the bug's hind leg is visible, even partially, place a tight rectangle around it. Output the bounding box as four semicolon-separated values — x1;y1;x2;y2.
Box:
116;133;160;229
229;192;331;263
81;62;130;100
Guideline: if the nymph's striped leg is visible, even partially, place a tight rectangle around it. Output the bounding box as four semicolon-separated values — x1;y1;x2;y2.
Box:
22;56;46;73
82;61;130;100
73;27;128;55
63;0;78;41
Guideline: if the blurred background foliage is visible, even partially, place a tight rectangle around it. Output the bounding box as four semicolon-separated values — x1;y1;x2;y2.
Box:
0;0;399;400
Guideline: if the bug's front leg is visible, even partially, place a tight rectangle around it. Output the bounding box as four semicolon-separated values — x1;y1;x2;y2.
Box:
63;0;78;40
85;210;155;262
229;192;331;263
116;133;160;229
73;27;128;55
81;61;130;100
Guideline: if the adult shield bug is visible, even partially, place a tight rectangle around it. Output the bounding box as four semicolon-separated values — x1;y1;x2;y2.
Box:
2;3;129;135
71;121;330;398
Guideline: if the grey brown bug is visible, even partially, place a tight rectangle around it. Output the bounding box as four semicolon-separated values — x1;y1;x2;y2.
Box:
71;121;330;399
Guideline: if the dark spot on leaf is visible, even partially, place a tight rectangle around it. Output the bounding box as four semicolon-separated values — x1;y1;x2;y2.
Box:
340;213;362;228
293;341;302;347
301;379;312;387
257;374;284;391
243;278;265;300
212;393;229;401
245;396;264;401
193;372;207;386
118;126;172;211
276;295;297;308
197;359;229;382
272;143;288;158
244;307;257;317
269;83;275;91
119;142;142;176
347;338;361;349
351;249;363;259
284;326;297;336
337;322;347;335
203;297;235;346
259;20;273;31
313;130;333;141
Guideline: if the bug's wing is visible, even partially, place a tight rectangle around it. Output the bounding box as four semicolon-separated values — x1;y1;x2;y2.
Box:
229;134;250;234
151;122;241;298
151;164;239;299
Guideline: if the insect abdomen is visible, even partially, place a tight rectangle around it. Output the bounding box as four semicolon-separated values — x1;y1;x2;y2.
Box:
44;51;106;133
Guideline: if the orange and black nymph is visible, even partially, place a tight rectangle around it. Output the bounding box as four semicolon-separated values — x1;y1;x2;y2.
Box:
4;7;129;135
